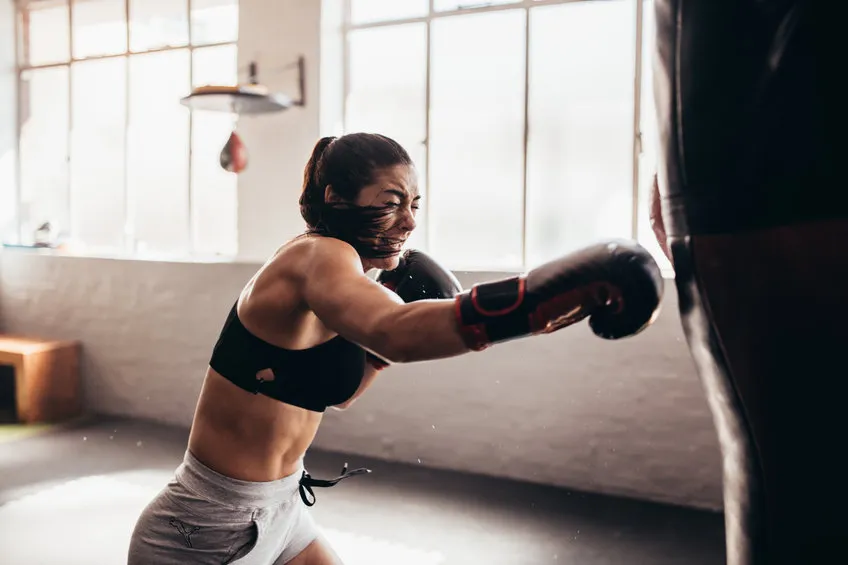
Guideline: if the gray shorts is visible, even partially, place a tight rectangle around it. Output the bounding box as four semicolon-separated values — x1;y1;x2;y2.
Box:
128;450;319;564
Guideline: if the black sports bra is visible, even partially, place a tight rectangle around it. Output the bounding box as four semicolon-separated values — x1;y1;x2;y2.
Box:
208;301;366;412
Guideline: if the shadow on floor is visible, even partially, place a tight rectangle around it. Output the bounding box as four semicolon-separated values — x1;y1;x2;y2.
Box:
0;415;726;565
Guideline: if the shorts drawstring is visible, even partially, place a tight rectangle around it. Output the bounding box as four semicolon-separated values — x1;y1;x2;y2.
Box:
298;462;371;506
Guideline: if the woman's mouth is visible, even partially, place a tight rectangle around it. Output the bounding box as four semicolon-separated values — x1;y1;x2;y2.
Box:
382;238;405;253
361;236;406;256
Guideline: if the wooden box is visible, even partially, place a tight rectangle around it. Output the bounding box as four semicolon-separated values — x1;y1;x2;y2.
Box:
0;335;82;424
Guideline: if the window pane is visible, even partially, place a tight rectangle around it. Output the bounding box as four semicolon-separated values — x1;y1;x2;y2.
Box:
72;0;127;58
191;0;238;46
346;23;428;251
127;50;191;257
0;58;15;242
18;67;70;246
1;0;14;243
526;1;635;267
17;0;70;67
350;0;428;25
636;0;672;272
434;0;520;12
70;58;126;253
191;45;238;257
0;147;15;242
429;10;526;270
129;0;189;52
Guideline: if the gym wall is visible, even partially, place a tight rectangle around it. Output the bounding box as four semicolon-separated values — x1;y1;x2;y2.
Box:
0;0;14;257
0;0;722;511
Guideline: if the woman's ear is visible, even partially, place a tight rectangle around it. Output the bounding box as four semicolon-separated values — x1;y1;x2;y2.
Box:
324;184;343;204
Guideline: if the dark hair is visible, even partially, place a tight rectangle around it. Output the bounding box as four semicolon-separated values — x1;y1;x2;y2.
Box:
299;133;414;258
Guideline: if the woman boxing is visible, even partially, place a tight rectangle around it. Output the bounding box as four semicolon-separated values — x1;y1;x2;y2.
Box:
128;132;664;565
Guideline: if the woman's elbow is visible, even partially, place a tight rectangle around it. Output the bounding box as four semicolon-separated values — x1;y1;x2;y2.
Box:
368;347;405;365
364;316;412;364
331;400;354;411
372;334;415;364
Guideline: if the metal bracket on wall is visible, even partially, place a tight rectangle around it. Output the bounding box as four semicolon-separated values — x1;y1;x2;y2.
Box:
179;55;306;115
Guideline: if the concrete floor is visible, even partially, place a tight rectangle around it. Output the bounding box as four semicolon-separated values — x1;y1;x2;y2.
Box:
0;416;726;565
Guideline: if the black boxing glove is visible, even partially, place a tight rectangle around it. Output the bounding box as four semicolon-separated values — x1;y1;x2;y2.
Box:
454;239;663;351
376;249;463;302
367;249;463;369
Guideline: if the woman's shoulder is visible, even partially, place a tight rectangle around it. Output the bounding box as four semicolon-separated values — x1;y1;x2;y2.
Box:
241;235;362;312
269;234;363;277
280;233;358;258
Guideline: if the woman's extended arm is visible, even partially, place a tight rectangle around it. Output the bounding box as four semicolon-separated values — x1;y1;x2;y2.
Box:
302;236;665;363
301;238;469;363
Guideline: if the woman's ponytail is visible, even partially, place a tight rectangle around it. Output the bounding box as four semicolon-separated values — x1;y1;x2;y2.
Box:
299;136;336;229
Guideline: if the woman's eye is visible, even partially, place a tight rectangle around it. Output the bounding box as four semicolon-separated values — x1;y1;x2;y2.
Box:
384;202;401;208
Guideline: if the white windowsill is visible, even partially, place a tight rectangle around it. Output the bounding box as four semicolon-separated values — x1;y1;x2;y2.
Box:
1;243;677;279
0;243;250;266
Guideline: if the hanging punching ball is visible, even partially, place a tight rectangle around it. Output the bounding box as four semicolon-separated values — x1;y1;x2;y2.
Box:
220;131;248;173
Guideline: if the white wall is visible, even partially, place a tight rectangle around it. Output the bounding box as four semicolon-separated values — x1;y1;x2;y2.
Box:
235;0;325;261
0;0;723;511
0;0;16;244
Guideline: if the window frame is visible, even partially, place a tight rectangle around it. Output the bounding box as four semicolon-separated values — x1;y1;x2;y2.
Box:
11;0;239;260
341;0;651;272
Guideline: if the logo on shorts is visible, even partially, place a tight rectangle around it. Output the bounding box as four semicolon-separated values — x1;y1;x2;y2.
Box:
169;517;201;548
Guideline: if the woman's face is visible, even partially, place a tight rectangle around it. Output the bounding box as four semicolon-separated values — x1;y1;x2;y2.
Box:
355;164;420;271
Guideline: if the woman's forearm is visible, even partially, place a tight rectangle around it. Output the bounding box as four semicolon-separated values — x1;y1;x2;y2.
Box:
370;238;666;364
332;364;382;411
374;299;469;363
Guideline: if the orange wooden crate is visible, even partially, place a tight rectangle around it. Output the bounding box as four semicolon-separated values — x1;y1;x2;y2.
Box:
0;335;82;424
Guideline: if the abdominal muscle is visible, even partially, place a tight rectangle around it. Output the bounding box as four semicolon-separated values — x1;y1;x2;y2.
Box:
187;367;324;482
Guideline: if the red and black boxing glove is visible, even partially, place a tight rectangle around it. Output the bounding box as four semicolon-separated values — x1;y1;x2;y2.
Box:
367;249;463;369
453;239;663;350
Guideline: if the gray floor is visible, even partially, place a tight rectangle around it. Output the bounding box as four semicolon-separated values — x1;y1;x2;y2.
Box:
0;416;726;565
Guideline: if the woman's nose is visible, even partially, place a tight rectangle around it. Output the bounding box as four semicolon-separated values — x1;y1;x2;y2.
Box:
398;208;417;233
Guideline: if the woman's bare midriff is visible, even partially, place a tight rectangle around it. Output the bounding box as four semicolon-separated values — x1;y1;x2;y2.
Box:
186;237;344;482
187;367;324;482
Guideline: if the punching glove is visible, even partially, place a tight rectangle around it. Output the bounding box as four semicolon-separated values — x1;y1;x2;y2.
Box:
376;249;463;302
454;239;663;351
367;249;463;369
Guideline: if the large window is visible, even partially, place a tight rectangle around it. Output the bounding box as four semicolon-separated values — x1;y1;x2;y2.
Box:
9;0;239;259
343;0;671;272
